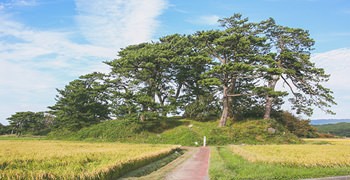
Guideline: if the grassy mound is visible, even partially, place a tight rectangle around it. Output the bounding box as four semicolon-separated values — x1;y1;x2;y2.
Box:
49;118;300;145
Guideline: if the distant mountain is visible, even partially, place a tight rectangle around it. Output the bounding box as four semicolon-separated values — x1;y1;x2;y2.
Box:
313;122;350;137
310;119;350;125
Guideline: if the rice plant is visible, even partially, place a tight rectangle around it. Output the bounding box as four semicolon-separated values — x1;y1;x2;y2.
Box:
0;140;179;179
230;139;350;167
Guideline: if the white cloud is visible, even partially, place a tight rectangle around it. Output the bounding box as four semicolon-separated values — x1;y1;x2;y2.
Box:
0;60;57;124
0;15;115;71
0;0;168;124
0;61;54;90
188;15;220;26
0;22;114;123
305;48;350;119
312;48;350;90
75;0;168;48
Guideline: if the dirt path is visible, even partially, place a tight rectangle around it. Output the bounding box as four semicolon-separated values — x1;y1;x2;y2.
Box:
165;147;210;180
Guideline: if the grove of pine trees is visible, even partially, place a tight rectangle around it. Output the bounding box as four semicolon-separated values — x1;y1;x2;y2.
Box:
7;14;336;133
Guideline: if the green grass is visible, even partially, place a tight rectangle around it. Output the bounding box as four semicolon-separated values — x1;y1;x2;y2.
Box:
49;118;300;146
209;146;350;180
0;135;46;140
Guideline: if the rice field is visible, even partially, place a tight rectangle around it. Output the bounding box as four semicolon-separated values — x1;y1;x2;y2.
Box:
0;140;179;179
303;138;350;145
230;138;350;167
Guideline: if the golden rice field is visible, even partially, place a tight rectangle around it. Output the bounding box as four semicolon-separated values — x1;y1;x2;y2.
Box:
230;138;350;167
0;140;179;179
303;138;350;145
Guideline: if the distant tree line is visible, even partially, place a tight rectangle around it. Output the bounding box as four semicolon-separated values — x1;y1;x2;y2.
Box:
314;122;350;137
2;14;335;135
2;111;54;136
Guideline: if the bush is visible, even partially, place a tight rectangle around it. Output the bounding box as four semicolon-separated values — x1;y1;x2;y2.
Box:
274;111;318;138
183;95;220;121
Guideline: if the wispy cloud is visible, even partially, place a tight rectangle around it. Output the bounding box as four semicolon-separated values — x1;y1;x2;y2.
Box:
0;0;37;10
10;0;37;7
312;48;350;90
0;16;114;124
0;15;114;70
75;0;168;48
187;15;220;26
309;48;350;119
0;0;168;124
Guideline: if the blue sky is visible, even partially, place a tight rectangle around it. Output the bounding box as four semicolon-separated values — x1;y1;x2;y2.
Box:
1;0;350;124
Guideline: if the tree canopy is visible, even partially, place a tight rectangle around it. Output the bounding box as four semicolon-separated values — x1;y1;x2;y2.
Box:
26;13;335;131
6;111;52;136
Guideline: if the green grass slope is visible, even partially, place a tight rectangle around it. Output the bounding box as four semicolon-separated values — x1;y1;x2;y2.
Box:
49;118;300;146
314;122;350;137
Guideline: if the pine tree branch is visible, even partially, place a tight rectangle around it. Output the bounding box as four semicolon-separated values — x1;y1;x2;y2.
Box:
281;75;298;96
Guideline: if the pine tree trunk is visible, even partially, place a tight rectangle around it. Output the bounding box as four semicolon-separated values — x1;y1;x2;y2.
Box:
140;105;146;122
227;77;236;119
140;114;145;122
263;96;274;119
219;85;229;127
263;76;279;119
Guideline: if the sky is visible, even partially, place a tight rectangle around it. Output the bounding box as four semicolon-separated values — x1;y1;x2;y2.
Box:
0;0;350;125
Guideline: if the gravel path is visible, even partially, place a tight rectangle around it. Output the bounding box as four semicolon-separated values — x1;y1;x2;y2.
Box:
165;147;210;180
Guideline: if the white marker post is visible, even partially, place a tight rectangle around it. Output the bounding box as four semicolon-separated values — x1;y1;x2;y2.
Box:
203;136;206;147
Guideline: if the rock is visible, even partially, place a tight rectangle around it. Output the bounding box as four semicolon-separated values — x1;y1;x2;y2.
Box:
267;127;276;134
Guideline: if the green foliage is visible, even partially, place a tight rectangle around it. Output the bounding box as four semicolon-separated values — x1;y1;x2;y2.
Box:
196;13;267;126
314;122;350;137
209;146;350;180
49;72;110;131
49;120;144;141
51;118;299;146
274;111;318;138
0;123;10;135
12;13;335;141
231;119;300;144
183;94;220;121
260;18;336;118
6;111;52;136
105;35;211;121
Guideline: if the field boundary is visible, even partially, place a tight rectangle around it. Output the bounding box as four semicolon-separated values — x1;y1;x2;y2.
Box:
304;175;350;180
120;147;197;180
119;148;184;179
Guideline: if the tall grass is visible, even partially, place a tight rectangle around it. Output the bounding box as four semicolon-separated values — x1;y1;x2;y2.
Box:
0;140;179;179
